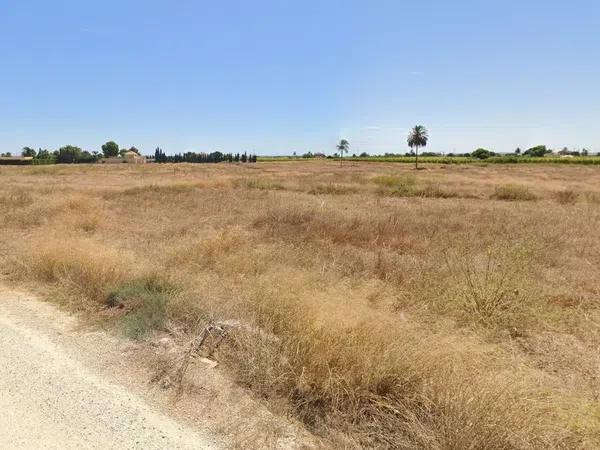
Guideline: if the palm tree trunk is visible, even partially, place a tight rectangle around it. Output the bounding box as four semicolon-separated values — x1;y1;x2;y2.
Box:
415;146;419;169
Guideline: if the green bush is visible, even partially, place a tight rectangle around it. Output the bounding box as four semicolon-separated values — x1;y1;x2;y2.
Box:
472;148;496;160
0;158;34;166
106;280;171;339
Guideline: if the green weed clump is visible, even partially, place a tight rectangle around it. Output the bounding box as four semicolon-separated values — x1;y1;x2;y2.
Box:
106;279;172;340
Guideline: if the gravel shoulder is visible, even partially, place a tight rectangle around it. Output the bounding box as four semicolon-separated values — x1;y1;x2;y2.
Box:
0;288;220;449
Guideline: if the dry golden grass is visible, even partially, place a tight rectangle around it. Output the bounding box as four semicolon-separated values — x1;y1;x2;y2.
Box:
1;161;599;448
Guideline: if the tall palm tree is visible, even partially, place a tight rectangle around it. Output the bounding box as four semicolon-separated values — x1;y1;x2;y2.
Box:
337;139;349;167
407;125;429;169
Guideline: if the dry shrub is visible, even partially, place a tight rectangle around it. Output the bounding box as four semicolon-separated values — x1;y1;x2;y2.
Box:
438;239;543;332
23;239;139;308
75;214;103;233
308;184;358;195
253;206;413;251
0;191;33;208
372;174;416;188
554;189;579;205
491;184;537;201
372;175;457;198
584;191;600;203
63;195;92;211
232;178;284;190
167;231;247;272
220;276;570;448
410;183;457;199
115;183;203;198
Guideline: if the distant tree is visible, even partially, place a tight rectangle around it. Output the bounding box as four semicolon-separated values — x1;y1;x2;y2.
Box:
515;147;521;155
101;141;119;158
302;152;313;158
582;148;589;156
407;125;429;169
56;145;83;164
77;150;97;163
22;147;36;157
359;152;369;157
241;152;247;163
1;152;12;157
523;145;550;157
471;148;496;160
128;146;140;154
154;147;167;163
292;151;297;157
36;148;51;159
336;139;349;167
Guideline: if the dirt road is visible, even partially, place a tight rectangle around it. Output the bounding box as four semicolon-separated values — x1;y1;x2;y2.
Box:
0;289;219;449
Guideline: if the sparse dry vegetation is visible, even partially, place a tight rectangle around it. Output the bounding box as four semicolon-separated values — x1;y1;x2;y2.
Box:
491;184;537;201
1;161;599;448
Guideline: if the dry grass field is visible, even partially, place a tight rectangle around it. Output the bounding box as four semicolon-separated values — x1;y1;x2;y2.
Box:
1;161;599;448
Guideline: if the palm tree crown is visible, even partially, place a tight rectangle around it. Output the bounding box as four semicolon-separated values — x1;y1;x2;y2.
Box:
337;139;349;167
407;125;428;150
337;139;349;154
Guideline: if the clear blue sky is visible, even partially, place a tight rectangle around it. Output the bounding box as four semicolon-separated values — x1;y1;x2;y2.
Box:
1;0;598;155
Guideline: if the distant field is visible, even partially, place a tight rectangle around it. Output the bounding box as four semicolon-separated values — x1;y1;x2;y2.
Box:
259;155;600;164
1;161;599;448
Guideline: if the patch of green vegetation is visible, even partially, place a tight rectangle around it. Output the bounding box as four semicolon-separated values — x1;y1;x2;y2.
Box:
106;279;172;340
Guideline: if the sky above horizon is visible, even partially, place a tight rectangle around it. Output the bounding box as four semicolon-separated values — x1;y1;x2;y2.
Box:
1;0;599;156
